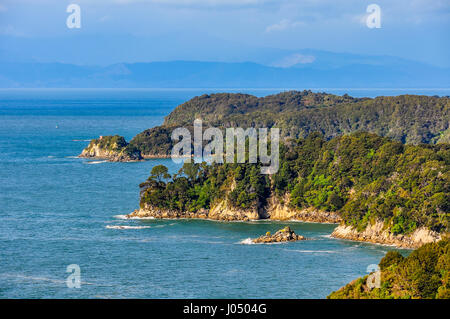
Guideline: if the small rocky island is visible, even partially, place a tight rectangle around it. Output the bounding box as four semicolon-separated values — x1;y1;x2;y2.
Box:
79;135;143;162
252;226;306;244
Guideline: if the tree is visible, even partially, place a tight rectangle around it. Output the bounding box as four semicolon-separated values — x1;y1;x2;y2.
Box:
179;162;199;182
379;251;404;270
150;165;171;182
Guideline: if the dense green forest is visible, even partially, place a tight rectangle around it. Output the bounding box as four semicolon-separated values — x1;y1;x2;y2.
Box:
129;91;449;156
328;238;449;299
139;132;449;235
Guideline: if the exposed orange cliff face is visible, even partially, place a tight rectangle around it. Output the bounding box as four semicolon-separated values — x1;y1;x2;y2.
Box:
331;221;443;249
127;194;342;223
265;194;341;223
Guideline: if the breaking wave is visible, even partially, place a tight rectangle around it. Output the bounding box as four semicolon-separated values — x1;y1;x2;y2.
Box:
240;238;255;245
113;214;155;220
105;225;151;230
84;161;107;165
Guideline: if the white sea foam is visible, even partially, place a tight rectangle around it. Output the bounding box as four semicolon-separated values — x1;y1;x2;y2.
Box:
240;238;255;245
8;274;66;284
85;160;107;165
105;225;151;230
239;238;292;245
1;274;110;287
113;214;155;220
113;214;129;220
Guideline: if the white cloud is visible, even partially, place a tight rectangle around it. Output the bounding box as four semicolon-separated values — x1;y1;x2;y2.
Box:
265;19;303;32
0;4;8;12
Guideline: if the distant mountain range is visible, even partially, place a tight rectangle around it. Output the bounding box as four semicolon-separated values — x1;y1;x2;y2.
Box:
1;49;449;88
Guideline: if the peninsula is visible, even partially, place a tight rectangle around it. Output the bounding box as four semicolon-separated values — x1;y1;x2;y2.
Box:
79;91;450;161
81;91;449;249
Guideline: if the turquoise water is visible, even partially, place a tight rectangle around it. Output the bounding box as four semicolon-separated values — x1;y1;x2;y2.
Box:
2;88;447;299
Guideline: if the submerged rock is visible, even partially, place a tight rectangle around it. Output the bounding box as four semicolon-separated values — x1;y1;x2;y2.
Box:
252;226;305;243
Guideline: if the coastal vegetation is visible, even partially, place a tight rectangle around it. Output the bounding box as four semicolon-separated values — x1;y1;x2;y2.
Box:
80;91;449;161
127;91;449;157
328;238;450;299
139;132;449;236
80;91;449;243
78;91;450;298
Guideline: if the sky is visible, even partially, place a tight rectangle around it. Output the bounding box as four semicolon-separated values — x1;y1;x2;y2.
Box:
0;0;449;67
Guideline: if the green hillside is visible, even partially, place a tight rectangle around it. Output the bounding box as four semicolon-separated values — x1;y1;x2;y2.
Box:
139;132;449;235
328;239;449;299
128;91;450;156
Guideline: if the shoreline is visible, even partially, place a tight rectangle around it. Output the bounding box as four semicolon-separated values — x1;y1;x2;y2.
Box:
125;208;445;249
78;156;144;162
118;214;340;225
78;154;183;161
331;222;443;249
127;204;342;224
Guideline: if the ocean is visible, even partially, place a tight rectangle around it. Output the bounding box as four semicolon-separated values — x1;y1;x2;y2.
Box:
1;88;447;298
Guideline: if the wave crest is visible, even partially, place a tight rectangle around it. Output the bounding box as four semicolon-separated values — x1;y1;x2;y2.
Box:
105;225;151;230
240;238;254;245
113;215;155;220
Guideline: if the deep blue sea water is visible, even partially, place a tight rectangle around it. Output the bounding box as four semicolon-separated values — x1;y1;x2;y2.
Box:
1;88;448;299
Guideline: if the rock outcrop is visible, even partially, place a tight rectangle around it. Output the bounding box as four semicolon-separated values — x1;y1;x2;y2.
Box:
267;194;341;223
331;221;443;249
208;199;263;221
252;226;305;243
79;135;143;162
127;201;261;222
127;194;341;223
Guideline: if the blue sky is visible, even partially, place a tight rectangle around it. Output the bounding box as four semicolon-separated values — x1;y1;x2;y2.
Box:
0;0;449;67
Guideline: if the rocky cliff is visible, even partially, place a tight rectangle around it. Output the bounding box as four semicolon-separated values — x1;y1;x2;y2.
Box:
266;194;342;223
127;194;341;223
331;221;443;249
128;204;259;221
